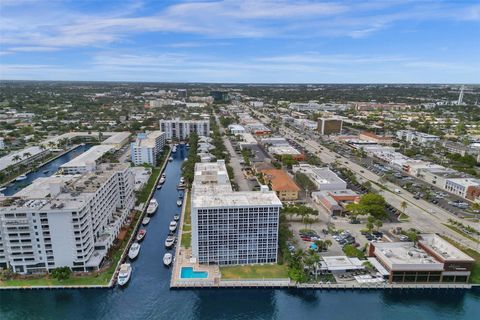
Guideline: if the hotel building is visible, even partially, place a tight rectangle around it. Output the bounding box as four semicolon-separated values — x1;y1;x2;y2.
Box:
130;131;166;166
159;119;210;140
0;163;134;274
191;160;282;266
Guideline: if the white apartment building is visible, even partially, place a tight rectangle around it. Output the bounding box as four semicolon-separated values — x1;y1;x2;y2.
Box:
292;164;347;191
397;130;440;145
60;144;115;175
159;119;210;140
191;160;282;266
0;163;134;274
130;131;166;166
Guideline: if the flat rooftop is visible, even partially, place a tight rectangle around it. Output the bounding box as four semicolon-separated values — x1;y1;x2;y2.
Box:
322;256;364;271
0;146;45;171
132;131;163;148
61;144;114;168
268;146;301;155
373;242;443;271
193;190;282;208
420;234;475;262
102;131;131;145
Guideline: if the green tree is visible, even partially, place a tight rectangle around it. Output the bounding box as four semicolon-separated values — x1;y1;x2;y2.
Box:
50;266;72;281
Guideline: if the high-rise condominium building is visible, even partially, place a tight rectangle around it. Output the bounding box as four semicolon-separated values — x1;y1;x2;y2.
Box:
0;163;134;274
130;131;166;166
191;160;282;266
159;119;210;140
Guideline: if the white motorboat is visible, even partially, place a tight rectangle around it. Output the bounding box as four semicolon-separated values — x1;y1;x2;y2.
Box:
173;214;180;221
0;186;6;192
159;177;166;184
183;158;188;162
168;157;173;162
176;199;183;207
16;175;27;181
117;263;132;286
186;143;190;148
172;146;177;153
176;183;186;190
128;243;141;260
180;176;185;184
142;217;151;225
136;229;147;242
169;221;177;232
147;199;158;216
156;183;162;190
165;235;176;248
163;253;173;266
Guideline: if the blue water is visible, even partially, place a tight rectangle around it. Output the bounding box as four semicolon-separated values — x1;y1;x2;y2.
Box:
1;144;92;196
180;267;209;279
0;144;479;319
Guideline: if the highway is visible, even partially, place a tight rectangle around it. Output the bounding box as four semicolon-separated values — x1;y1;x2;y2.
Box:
249;107;480;251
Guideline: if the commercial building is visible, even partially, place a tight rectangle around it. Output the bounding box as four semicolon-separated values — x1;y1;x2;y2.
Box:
292;164;347;191
268;146;304;161
368;234;474;283
359;132;395;145
228;124;246;135
312;189;360;216
130;131;166;166
210;91;230;102
397;130;439;145
444;178;480;201
288;102;321;112
191;160;282;266
0;163;134;274
60;145;115;175
260;169;300;201
159;119;210;140
317;117;343;135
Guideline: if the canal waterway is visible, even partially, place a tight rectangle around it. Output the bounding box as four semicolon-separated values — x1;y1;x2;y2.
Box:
1;144;92;196
1;144;479;319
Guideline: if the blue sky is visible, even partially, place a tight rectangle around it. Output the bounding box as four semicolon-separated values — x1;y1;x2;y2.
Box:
0;0;479;83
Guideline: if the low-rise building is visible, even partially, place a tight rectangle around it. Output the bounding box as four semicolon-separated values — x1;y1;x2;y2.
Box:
368;235;474;283
101;132;131;150
359;132;395;145
292;164;347;191
312;189;360;215
444;178;480;201
261;169;300;201
228;124;246;135
60;145;115;174
130;131;166;166
397;130;440;145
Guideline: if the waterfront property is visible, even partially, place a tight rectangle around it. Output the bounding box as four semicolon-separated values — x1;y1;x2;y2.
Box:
191;160;282;266
160;119;210;140
0;163;134;274
368;234;475;283
60;144;115;174
130;131;166;166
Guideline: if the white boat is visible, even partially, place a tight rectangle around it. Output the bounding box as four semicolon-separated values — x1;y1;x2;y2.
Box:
163;253;173;266
172;146;177;153
165;235;176;248
117;263;132;286
169;221;177;232
186;143;190;148
156;184;162;190
177;183;186;190
159;177;166;184
180;176;185;184
128;243;141;260
176;199;183;207
136;229;147;242
183;158;188;162
0;186;6;192
147;199;158;216
173;214;180;221
168;157;173;162
142;217;151;225
15;175;27;181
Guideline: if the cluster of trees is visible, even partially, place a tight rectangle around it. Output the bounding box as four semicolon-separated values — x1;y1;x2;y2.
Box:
346;193;387;220
274;154;298;169
181;134;200;185
294;172;316;192
50;266;72;281
282;204;319;228
219;116;235;128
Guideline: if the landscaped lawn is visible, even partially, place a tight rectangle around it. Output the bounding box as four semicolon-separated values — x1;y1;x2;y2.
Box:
137;167;161;204
181;232;191;248
398;213;409;221
220;264;288;279
183;192;191;225
443;224;480;244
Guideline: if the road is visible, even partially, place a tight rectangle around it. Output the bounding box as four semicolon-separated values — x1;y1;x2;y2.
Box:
215;115;250;191
249;107;480;251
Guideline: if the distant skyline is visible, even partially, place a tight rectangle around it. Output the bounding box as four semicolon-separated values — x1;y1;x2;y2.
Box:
1;0;479;83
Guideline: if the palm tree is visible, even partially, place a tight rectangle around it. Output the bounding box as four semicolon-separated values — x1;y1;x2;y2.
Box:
400;201;408;214
47;141;56;149
12;155;21;162
23;152;31;159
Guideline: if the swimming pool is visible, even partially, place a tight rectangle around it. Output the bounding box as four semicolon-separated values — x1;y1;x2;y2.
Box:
180;267;209;279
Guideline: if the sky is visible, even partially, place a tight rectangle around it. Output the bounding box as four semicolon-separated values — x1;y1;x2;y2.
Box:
0;0;479;83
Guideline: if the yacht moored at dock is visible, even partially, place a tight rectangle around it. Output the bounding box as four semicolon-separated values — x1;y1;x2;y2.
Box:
163;253;173;266
15;175;27;181
165;235;176;248
147;199;158;216
176;199;183;207
128;243;141;260
142;217;151;225
173;214;180;221
168;157;173;162
169;221;177;232
136;229;147;242
117;263;132;286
